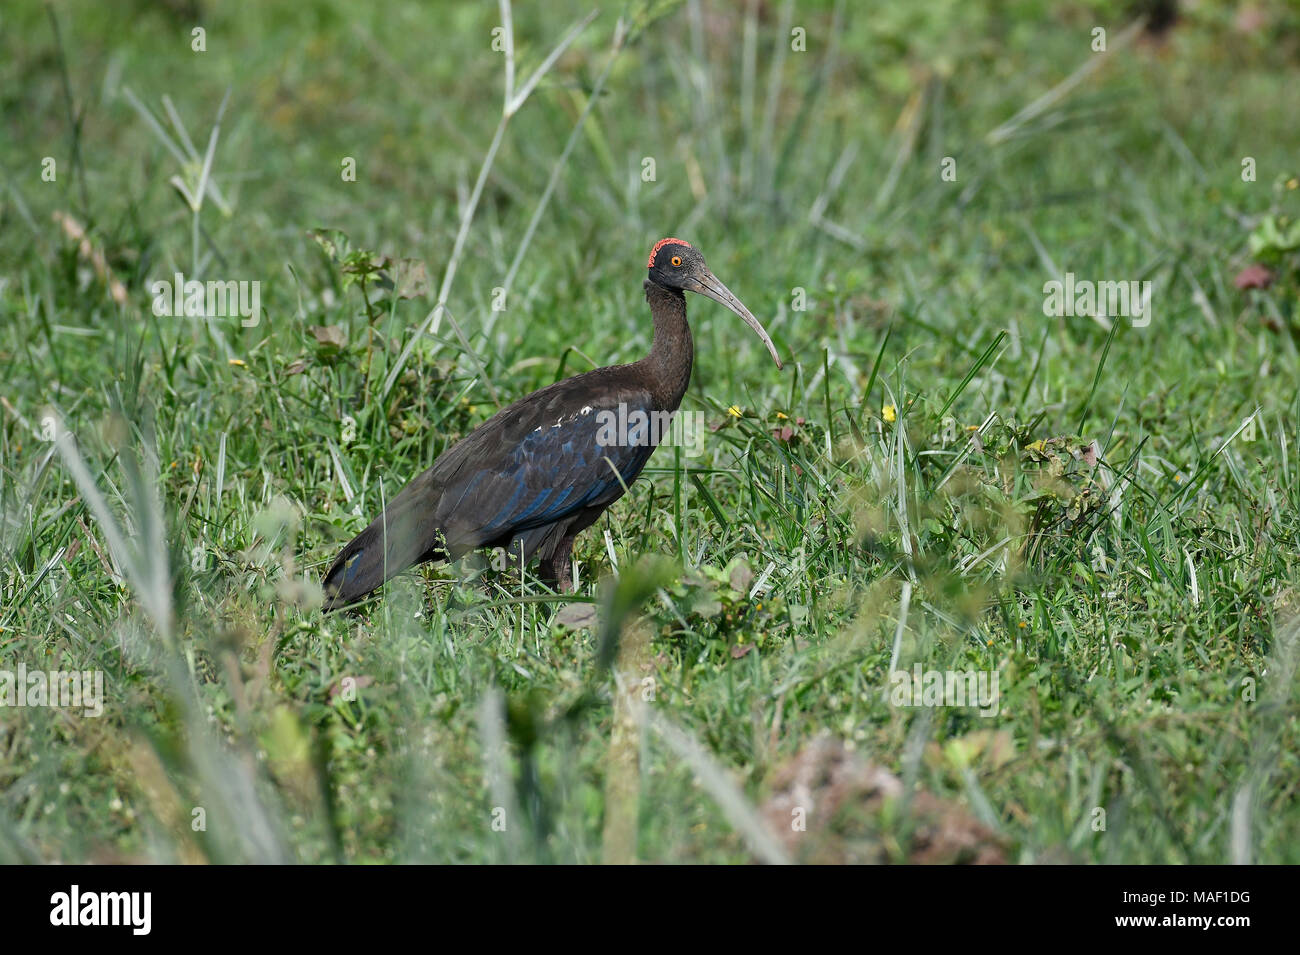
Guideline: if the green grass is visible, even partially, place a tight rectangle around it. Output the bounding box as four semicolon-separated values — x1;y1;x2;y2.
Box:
2;0;1300;864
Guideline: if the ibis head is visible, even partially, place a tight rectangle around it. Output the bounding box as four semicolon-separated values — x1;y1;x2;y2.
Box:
646;238;783;370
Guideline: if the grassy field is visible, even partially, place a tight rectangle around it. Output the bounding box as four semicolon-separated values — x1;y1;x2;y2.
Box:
2;0;1299;864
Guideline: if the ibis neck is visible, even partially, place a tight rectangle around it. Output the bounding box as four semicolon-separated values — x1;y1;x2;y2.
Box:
640;279;693;410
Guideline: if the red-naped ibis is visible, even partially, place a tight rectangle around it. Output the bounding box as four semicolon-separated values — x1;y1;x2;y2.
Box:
322;238;782;610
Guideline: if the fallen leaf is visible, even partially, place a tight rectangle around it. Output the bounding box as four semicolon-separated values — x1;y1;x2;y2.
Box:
761;733;1008;865
1234;264;1273;290
555;602;598;630
1078;440;1098;468
729;561;754;595
381;258;430;300
309;325;346;348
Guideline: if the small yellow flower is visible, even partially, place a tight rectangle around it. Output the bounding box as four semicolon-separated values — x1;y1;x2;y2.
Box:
776;411;788;420
228;358;246;367
882;404;896;423
1018;621;1027;629
727;406;743;418
1028;439;1046;453
1288;178;1299;190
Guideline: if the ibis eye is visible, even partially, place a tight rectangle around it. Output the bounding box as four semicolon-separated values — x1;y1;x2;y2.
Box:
671;255;682;267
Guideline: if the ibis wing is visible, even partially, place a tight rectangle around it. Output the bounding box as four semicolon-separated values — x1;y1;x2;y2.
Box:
430;387;662;549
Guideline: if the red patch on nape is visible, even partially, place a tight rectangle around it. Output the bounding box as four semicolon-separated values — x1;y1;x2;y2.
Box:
648;237;691;268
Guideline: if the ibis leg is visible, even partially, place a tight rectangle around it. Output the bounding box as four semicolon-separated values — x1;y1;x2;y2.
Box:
539;536;576;593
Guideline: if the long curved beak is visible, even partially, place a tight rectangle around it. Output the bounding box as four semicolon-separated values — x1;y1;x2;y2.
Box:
686;268;784;370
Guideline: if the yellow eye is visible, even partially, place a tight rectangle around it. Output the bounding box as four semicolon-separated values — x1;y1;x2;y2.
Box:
671;255;682;267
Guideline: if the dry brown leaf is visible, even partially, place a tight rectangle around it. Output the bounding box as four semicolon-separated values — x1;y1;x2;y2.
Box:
309;325;346;348
761;733;1008;865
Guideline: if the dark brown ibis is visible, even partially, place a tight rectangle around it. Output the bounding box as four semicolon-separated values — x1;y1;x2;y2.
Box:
321;238;782;610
